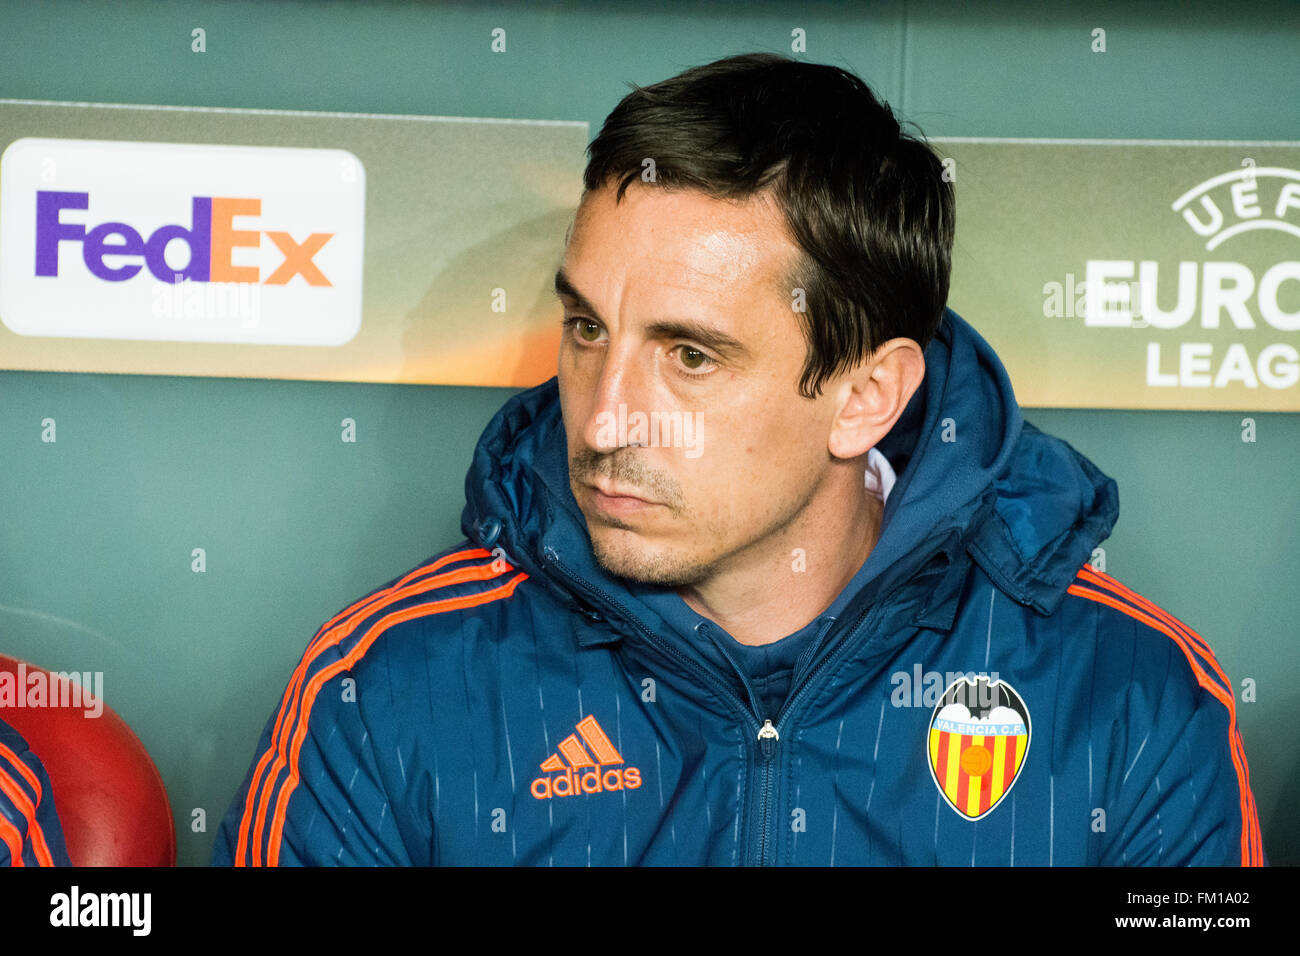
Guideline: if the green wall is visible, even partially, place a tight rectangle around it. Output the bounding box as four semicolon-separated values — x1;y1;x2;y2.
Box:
0;0;1295;866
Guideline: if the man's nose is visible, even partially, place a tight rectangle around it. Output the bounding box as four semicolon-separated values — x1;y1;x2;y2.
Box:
582;341;650;453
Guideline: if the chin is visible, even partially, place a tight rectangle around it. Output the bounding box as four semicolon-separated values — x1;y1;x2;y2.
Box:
589;530;705;588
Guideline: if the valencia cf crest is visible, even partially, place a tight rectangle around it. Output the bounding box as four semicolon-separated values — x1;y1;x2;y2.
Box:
927;675;1030;821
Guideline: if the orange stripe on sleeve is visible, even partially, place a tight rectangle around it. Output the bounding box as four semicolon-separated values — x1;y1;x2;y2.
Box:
1074;566;1263;865
0;742;43;803
264;570;529;865
0;763;53;867
249;556;515;865
236;547;491;863
1077;567;1225;687
313;548;496;642
1066;578;1261;865
235;548;501;866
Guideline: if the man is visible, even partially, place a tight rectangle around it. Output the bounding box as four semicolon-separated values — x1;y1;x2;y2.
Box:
0;715;71;867
214;52;1262;866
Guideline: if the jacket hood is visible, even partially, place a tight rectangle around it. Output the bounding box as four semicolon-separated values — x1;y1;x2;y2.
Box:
461;307;1118;632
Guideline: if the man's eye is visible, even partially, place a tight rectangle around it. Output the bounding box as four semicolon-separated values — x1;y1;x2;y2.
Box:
674;345;717;376
562;316;602;342
678;346;711;371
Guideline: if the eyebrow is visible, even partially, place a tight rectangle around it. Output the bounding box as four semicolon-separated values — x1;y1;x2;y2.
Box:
553;267;753;363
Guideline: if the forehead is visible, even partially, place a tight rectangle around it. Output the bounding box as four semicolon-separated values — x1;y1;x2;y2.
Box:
564;182;798;309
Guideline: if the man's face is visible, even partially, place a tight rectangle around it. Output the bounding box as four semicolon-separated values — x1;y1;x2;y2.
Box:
555;179;845;588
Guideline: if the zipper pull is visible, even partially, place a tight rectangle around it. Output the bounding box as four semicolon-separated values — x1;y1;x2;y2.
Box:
757;719;779;758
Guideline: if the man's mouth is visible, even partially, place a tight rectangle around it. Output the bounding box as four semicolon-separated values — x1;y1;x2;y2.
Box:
584;481;661;514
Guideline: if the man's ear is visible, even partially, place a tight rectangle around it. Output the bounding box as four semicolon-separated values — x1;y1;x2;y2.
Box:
827;338;926;461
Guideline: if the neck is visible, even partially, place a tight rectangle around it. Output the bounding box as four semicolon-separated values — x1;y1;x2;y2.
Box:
676;468;884;646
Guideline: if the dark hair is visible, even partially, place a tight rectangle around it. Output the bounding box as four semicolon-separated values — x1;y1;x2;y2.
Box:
582;52;954;399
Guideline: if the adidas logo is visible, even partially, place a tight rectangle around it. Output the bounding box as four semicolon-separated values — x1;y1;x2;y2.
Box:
530;714;642;799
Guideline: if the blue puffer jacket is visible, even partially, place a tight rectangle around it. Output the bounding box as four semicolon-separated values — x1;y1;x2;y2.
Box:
213;308;1263;866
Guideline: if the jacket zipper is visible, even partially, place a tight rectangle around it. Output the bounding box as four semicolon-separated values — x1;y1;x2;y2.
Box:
756;718;779;865
753;598;887;864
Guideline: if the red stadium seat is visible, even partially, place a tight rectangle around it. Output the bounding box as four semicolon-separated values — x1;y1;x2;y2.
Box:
0;654;175;866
